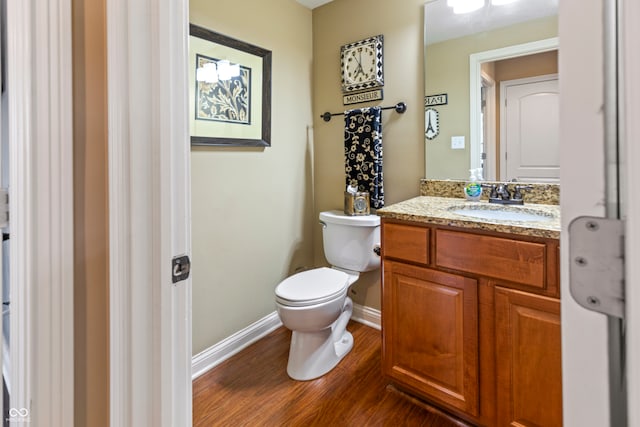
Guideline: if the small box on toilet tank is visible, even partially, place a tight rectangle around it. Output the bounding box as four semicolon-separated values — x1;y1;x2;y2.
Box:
344;191;370;216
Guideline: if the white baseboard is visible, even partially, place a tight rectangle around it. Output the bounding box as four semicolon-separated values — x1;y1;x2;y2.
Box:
191;304;381;380
352;303;381;330
191;311;282;380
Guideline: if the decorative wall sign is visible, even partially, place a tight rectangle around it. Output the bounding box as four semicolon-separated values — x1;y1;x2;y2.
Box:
341;35;384;93
425;93;448;107
425;108;440;140
343;89;383;105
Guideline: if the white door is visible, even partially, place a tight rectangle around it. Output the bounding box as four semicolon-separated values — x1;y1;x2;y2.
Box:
0;10;5;422
622;0;640;422
108;0;192;425
561;0;639;425
501;75;559;182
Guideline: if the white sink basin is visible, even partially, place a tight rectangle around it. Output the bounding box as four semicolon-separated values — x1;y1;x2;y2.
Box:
449;205;555;222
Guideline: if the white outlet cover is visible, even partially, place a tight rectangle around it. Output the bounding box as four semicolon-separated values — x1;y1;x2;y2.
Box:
451;136;465;149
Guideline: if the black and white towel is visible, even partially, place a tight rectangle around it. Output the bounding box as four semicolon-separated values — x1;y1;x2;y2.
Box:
344;106;384;209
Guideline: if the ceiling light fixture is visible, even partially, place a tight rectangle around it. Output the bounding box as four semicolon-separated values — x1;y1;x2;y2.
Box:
216;60;240;80
447;0;484;14
196;60;241;84
491;0;519;5
196;62;218;84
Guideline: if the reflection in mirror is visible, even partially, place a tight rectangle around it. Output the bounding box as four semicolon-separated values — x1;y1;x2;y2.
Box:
424;0;559;182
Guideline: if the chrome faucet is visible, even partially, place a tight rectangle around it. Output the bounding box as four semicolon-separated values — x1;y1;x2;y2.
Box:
496;183;511;200
483;182;534;205
513;184;534;202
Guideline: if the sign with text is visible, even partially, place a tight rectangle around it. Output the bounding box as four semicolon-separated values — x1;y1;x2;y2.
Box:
425;93;448;107
343;89;384;105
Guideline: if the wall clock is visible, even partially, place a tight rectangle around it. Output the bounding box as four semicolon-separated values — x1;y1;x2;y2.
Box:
425;108;439;140
340;35;384;93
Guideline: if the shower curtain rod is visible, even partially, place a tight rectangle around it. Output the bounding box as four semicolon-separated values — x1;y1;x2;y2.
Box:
320;102;407;122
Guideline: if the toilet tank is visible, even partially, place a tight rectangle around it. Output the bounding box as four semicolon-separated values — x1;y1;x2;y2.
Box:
319;210;381;273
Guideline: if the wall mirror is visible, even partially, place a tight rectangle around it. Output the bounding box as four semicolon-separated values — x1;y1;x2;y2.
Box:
189;24;272;147
424;0;559;182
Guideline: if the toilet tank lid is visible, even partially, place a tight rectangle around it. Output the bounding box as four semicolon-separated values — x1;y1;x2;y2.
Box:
319;210;380;227
275;267;349;302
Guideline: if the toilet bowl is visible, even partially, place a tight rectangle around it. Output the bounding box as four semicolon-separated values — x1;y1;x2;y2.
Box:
275;211;380;381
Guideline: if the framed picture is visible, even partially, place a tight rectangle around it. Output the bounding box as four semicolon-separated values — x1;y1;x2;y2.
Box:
189;24;272;147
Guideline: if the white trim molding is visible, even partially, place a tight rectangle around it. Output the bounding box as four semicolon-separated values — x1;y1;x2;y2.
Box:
621;0;640;423
108;0;191;425
352;303;381;330
192;312;283;380
192;305;381;380
6;0;75;425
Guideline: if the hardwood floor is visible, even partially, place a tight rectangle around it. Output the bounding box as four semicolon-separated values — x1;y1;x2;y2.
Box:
193;321;466;427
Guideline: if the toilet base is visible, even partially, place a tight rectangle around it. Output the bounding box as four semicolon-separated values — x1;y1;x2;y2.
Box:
286;297;354;381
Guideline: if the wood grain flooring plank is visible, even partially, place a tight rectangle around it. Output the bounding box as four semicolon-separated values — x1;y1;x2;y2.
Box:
193;321;463;427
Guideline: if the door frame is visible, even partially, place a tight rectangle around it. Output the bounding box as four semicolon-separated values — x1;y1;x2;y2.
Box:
107;0;192;425
559;0;638;424
469;37;558;180
499;73;558;181
6;0;74;425
621;0;640;423
480;71;496;181
559;0;610;423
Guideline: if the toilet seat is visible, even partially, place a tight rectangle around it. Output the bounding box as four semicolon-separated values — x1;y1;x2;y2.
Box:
275;267;349;307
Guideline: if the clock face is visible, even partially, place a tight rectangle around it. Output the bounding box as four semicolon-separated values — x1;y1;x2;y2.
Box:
344;45;377;85
341;35;384;93
354;196;368;212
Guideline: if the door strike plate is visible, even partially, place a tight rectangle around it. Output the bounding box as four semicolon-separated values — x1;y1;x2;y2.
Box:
172;255;191;284
569;216;624;318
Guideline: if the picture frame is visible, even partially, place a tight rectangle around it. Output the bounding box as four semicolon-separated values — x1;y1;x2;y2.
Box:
189;24;272;147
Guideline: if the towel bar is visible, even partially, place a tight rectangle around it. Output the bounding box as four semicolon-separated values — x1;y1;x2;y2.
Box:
321;102;407;122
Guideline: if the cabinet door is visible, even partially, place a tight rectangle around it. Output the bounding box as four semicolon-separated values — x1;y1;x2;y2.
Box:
382;261;479;416
495;287;562;427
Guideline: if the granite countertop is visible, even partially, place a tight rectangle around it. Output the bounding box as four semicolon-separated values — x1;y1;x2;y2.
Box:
376;196;560;239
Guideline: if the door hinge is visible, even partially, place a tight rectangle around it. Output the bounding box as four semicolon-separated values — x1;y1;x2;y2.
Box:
569;216;624;318
172;255;191;284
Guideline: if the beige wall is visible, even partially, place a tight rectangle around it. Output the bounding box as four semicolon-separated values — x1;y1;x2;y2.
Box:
312;0;426;310
72;0;109;425
425;16;558;180
190;0;315;354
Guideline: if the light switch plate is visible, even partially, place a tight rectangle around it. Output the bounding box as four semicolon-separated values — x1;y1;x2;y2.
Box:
451;136;465;149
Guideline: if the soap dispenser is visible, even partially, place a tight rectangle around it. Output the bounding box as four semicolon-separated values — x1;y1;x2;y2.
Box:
463;169;482;201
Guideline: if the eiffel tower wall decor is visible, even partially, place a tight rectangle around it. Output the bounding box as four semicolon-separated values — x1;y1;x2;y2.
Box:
425;107;440;140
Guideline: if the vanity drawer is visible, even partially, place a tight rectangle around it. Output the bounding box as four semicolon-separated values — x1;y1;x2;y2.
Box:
435;229;546;289
382;223;429;265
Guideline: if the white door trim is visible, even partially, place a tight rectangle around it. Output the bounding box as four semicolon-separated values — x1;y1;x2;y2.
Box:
621;0;640;423
108;0;192;425
6;0;74;425
480;71;496;181
469;37;558;176
559;0;611;425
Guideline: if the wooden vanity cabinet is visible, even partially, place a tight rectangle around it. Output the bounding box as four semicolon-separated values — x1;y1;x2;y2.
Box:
382;261;479;416
381;219;562;426
494;286;563;427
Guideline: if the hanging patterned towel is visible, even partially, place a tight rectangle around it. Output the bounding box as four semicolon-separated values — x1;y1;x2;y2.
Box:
344;106;384;209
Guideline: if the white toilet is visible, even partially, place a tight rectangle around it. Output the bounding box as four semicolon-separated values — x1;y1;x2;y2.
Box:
275;210;381;381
